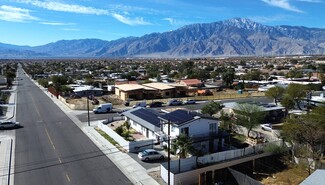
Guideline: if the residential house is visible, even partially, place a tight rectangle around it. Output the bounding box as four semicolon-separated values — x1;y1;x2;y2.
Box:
142;83;176;98
122;108;221;153
179;79;203;87
223;102;286;124
122;107;162;141
159;109;220;153
72;85;103;97
0;75;7;89
115;84;156;100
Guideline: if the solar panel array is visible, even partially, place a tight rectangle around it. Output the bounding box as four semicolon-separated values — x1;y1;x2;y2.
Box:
132;108;161;127
159;110;195;125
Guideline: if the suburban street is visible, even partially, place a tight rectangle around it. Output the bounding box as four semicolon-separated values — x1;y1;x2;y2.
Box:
14;67;132;185
76;96;272;123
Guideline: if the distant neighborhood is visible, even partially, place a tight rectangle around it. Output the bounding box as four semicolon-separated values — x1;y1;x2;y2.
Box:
1;56;325;185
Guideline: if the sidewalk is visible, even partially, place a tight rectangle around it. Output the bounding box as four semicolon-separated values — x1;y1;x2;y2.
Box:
0;139;13;185
0;84;17;185
33;80;160;185
0;85;16;121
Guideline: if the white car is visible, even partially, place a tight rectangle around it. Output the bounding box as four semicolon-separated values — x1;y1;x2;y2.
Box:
0;121;21;129
167;99;182;106
183;99;196;104
261;124;272;132
138;149;165;161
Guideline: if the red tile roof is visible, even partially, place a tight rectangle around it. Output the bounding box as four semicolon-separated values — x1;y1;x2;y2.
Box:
181;79;202;86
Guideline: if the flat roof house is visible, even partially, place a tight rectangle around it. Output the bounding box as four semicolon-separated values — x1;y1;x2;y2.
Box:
72;85;103;97
159;109;220;153
115;84;156;100
142;83;176;98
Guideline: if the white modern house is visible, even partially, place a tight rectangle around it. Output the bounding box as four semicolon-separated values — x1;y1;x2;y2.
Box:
158;109;220;153
158;109;219;139
122;108;221;152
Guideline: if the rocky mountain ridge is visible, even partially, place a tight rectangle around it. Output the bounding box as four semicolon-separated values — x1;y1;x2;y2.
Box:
1;18;324;58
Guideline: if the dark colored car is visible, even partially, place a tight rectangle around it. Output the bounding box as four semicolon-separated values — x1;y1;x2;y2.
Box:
0;121;21;129
149;101;163;108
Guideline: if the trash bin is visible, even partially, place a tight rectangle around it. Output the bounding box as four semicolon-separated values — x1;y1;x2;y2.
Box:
237;90;243;94
124;101;130;106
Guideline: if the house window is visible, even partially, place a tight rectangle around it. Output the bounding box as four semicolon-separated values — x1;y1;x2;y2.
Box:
133;122;137;127
181;127;189;137
165;92;170;96
209;123;216;133
171;126;175;132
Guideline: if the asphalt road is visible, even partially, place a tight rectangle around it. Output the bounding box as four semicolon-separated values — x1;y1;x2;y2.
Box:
76;97;272;123
14;67;132;185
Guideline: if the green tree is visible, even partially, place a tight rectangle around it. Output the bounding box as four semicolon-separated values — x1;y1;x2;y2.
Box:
38;78;49;88
282;108;325;172
265;86;285;105
172;134;195;158
234;103;266;138
222;68;235;87
51;75;68;98
319;73;325;85
219;110;233;131
4;70;16;86
201;101;224;116
285;84;307;110
280;94;295;114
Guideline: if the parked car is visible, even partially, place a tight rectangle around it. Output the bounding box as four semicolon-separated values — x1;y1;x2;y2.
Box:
183;99;196;105
261;123;272;132
149;101;163;108
138;149;165;161
167;99;183;106
133;101;147;108
0;121;21;129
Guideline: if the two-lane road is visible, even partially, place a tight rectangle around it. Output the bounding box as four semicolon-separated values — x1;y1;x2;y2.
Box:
14;67;131;185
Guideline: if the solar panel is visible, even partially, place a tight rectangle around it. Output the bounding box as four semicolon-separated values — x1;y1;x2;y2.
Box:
132;108;161;127
159;110;195;125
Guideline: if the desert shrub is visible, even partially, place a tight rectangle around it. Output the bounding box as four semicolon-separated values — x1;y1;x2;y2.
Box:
115;125;124;136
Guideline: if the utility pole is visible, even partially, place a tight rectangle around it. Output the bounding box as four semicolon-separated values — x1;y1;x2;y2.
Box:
167;119;171;185
87;90;90;126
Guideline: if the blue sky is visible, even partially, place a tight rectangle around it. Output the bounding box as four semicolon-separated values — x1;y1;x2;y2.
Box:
0;0;324;46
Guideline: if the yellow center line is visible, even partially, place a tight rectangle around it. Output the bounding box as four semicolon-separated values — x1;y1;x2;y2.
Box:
30;90;71;183
66;174;71;182
44;127;56;150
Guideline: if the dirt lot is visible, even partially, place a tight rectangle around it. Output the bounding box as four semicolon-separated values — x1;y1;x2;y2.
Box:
261;164;309;185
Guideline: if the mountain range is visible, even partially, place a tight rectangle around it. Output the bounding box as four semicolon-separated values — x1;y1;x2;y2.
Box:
1;18;325;59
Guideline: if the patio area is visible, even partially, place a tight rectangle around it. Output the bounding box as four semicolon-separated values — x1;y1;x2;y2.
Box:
107;120;147;141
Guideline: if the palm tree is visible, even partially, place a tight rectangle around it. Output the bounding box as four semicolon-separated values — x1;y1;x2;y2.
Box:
172;134;194;158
